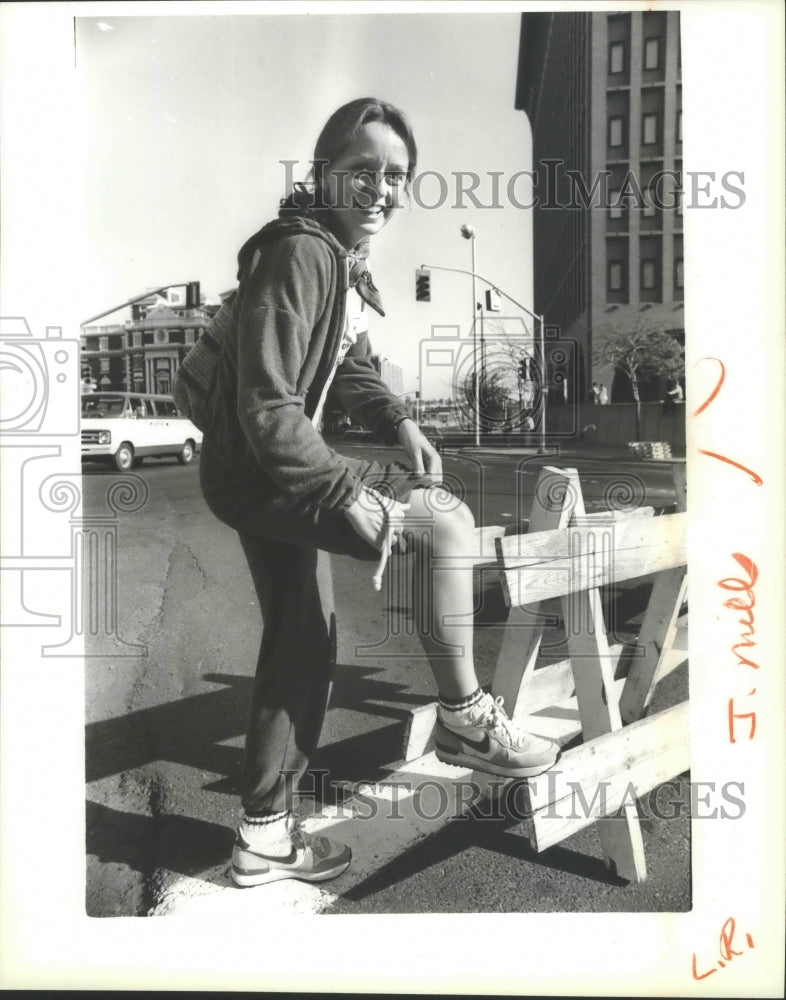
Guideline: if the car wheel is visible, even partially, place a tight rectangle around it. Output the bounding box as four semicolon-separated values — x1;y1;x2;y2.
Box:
177;440;195;465
114;443;134;472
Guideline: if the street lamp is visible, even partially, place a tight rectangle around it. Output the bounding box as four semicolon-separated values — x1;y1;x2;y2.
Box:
419;260;548;455
460;225;481;446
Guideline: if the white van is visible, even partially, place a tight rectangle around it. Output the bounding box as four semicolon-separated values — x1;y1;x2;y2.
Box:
81;392;204;471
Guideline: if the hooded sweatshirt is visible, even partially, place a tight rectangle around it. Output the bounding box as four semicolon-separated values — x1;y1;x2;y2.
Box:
202;206;412;511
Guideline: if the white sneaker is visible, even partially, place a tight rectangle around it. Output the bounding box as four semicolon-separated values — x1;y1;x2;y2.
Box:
435;692;559;778
231;813;351;888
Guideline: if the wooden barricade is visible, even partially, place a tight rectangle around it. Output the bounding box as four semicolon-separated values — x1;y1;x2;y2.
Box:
402;463;688;883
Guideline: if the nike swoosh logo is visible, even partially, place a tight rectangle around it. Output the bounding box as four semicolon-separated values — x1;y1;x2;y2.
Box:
238;844;298;865
456;731;491;753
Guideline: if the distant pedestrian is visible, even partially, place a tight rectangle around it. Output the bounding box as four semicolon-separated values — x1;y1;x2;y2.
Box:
187;98;559;891
599;383;609;405
663;378;684;414
591;381;600;404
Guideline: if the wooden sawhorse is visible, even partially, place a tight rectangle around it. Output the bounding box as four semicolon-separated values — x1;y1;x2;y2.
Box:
403;463;688;883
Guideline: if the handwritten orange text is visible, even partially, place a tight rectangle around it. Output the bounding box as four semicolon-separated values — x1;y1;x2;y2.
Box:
692;917;754;980
718;553;759;742
694;357;763;485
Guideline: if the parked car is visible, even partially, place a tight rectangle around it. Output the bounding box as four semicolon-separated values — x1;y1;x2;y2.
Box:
81;392;203;471
342;427;375;442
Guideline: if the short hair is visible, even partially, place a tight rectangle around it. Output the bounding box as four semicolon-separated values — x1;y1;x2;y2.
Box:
281;98;417;211
313;97;417;190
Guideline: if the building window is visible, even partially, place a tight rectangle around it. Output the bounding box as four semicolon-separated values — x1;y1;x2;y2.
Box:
675;258;684;290
676;109;682;143
609;116;624;148
641;259;658;291
642;113;658;146
609;41;625;74
644;37;660;70
608;260;626;292
608;190;623;220
675;189;683;216
643;189;657;217
99;336;108;352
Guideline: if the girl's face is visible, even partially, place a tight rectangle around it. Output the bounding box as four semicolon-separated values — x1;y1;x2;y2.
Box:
321;122;411;250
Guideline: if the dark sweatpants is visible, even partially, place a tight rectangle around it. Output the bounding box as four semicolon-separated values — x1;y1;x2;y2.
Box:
199;436;429;815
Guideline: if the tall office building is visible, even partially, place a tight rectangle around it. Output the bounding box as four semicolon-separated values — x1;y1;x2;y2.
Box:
370;354;405;398
515;10;683;403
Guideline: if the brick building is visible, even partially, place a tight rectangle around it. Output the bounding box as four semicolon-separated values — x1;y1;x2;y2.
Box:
80;287;215;395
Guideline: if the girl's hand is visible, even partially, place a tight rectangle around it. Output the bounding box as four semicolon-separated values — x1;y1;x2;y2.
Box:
396;418;442;483
344;487;410;552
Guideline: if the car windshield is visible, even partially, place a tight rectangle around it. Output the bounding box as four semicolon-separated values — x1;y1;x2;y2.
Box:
81;395;128;417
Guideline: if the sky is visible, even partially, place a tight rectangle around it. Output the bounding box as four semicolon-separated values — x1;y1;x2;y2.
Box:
74;11;535;398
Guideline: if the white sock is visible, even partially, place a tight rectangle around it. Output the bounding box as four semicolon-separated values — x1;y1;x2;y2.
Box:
238;810;293;855
439;688;486;722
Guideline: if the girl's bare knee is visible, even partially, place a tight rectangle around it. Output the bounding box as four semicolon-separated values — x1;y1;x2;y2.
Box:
405;488;475;553
432;496;475;552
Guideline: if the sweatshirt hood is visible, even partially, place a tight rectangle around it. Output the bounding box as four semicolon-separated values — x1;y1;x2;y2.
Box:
236;206;343;281
236;198;385;316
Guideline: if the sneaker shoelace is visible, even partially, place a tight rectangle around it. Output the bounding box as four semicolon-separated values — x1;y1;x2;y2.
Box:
286;815;329;860
478;695;529;749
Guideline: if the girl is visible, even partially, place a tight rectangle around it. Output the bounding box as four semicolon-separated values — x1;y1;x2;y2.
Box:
197;98;559;888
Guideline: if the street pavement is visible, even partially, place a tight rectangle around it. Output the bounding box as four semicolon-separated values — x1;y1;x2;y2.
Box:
84;441;689;919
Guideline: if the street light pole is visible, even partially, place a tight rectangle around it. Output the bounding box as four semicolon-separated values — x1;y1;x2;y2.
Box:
538;312;547;456
420;261;547;454
460;225;481;447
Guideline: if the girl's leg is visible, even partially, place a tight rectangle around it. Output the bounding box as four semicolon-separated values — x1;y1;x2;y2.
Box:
401;485;559;778
400;486;479;699
237;534;336;816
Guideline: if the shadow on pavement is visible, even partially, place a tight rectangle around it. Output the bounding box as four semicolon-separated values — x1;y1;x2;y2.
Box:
85;799;234;915
330;812;628;911
85;664;433;790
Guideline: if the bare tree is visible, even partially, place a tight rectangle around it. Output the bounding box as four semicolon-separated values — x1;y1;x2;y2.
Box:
459;367;517;431
592;316;684;439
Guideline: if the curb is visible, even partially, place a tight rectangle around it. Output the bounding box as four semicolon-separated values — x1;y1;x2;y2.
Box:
450;447;686;468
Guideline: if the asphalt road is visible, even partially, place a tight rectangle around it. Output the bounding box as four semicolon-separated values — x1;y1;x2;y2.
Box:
83;444;689;917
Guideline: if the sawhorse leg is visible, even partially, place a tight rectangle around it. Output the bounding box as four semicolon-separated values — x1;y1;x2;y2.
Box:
559;469;647;881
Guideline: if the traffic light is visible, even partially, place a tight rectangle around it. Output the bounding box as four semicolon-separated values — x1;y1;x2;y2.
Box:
186;281;201;308
415;268;431;302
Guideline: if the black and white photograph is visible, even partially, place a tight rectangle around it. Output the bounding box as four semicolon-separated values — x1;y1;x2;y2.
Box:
0;1;783;994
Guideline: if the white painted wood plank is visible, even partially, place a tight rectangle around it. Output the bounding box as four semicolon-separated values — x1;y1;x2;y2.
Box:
520;703;689;853
498;512;688;606
619;568;689;724
493;467;577;721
